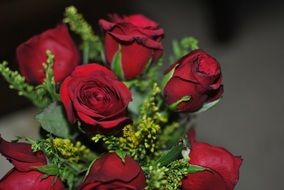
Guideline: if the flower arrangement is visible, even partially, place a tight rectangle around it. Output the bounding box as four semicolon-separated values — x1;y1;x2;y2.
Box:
0;6;242;190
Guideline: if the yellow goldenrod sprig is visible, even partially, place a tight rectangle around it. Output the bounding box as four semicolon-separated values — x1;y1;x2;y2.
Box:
64;6;103;63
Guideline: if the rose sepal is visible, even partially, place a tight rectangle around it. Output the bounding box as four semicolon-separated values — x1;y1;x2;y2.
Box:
111;46;125;80
169;96;191;111
192;98;222;114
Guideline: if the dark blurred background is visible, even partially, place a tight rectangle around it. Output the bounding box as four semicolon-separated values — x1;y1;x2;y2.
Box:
1;0;284;189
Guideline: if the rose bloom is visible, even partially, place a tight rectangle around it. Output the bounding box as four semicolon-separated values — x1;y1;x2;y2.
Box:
16;24;80;84
79;152;146;190
60;64;132;131
99;14;164;80
182;130;242;190
163;49;223;112
0;135;64;190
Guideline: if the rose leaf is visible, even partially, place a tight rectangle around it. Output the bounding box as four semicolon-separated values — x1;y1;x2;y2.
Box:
35;102;70;138
187;164;206;174
155;144;183;167
36;164;59;176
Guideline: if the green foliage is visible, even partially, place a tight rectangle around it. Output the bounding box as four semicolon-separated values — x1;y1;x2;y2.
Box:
35;102;70;138
0;50;59;108
161;159;195;190
187;164;206;174
170;37;199;63
64;6;103;63
41;50;60;101
161;64;175;90
158;122;181;148
37;164;59;176
155;144;184;166
111;46;125;80
146;57;163;84
143;163;169;190
144;158;205;190
115;149;127;162
31;136;96;189
124;58;163;91
169;95;191;110
93;83;167;161
0;61;47;107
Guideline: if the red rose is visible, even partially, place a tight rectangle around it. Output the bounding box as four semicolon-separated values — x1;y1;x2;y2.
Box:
60;64;132;131
16;24;80;84
99;14;164;80
0;135;64;190
163;49;223;112
182;130;242;190
79;152;146;190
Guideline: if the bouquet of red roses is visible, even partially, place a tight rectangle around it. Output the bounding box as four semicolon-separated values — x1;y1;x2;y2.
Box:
0;6;242;190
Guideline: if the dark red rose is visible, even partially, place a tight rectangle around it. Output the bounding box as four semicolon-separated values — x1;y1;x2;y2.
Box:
99;14;164;80
16;24;80;84
181;130;242;190
163;49;223;112
60;64;132;130
79;152;146;190
0;135;64;190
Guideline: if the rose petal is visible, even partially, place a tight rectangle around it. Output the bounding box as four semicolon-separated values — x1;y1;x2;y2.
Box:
182;170;227;190
0;136;46;172
0;169;64;190
98;116;131;129
164;77;207;112
90;153;141;183
188;129;242;190
16;24;79;84
121;42;152;80
71;64;117;80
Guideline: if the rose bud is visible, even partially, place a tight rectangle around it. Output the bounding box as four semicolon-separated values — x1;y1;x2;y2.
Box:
182;129;242;190
99;14;164;80
0;135;64;190
60;64;132;131
16;24;80;84
162;49;223;112
79;152;146;190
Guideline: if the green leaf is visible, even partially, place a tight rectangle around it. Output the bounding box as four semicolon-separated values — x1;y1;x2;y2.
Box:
181;37;199;51
172;39;182;58
161;65;177;90
194;98;221;114
115;149;127;162
169;96;191;110
143;58;153;74
36;164;59;176
111;47;125;80
156;144;183;166
35;102;70;138
170;36;199;63
188;164;206;173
